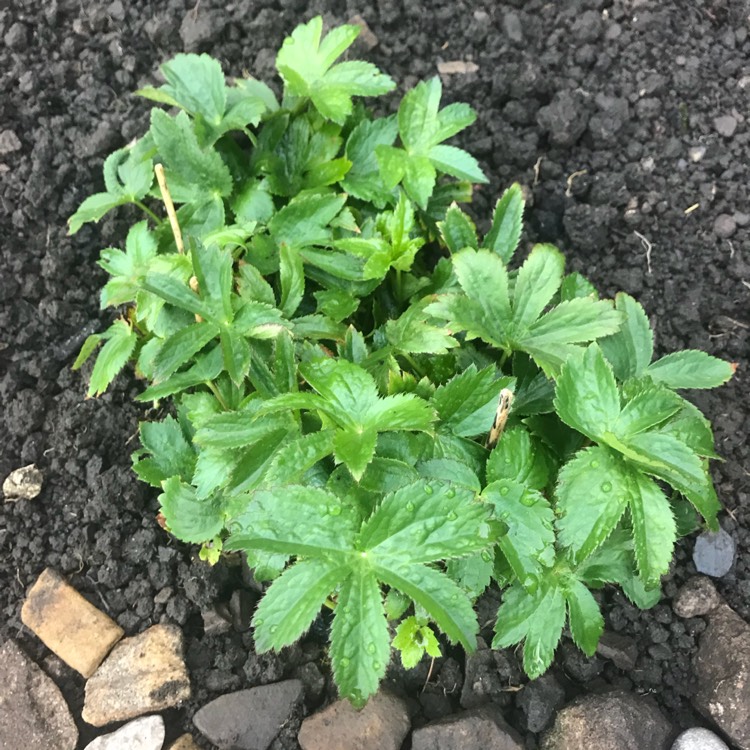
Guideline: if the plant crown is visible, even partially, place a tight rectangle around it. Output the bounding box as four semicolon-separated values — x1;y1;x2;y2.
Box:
71;17;735;707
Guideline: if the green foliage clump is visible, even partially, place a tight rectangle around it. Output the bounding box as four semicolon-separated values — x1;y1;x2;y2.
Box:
71;17;735;707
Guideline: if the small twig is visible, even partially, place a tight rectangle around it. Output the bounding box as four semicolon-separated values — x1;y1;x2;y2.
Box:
421;657;436;694
533;156;543;186
684;203;700;215
565;169;588;197
154;163;184;254
486;388;514;449
634;231;653;274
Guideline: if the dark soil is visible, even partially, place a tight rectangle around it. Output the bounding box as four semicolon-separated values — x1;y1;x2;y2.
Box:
1;0;749;748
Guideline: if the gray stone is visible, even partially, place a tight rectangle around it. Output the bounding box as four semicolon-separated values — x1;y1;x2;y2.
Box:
673;576;722;618
671;727;729;750
517;674;565;733
596;632;638;670
693;528;735;577
713;214;737;240
542;691;672;750
3;464;43;500
714;115;738;137
692;603;750;749
179;11;225;52
196;680;303;750
572;10;603;42
84;716;165;750
201;606;231;636
0;640;78;749
4;22;28;51
298;691;409;750
412;706;523;750
503;11;523;43
0;129;22;155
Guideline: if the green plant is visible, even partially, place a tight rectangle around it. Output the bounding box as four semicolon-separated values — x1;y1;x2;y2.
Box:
71;17;735;706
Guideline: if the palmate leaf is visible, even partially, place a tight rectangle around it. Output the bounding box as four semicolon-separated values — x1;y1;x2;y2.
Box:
439;204;478;254
392;616;441;668
133;416;196;487
486;427;549;491
99;221;158;308
512;244;565;330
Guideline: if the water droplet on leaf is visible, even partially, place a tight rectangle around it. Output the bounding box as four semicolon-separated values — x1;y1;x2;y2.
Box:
520;493;536;507
340;657;350;668
601;481;612;493
405;502;415;512
328;504;342;516
446;488;456;498
447;511;458;521
424;484;434;495
499;485;510;496
590;460;600;469
367;642;376;654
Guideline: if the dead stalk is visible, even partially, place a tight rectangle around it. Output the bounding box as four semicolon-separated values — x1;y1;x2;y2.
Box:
154;163;184;254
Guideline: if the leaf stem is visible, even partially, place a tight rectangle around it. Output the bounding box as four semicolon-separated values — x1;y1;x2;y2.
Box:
206;380;229;411
134;201;161;225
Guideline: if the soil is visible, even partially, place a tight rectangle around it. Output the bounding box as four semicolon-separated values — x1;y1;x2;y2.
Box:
1;0;749;748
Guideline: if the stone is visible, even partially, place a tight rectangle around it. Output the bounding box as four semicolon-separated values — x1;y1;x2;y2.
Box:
168;734;201;750
692;603;750;749
348;14;378;49
542;691;672;750
671;727;730;750
298;691;409;750
712;215;737;241
714;115;738;137
82;624;190;726
179;11;225;52
596;631;638;670
502;11;523;43
437;60;479;75
201;606;231;636
537;91;591;147
4;21;28;51
0;640;78;750
84;716;165;750
688;145;706;162
412;706;523;750
693;528;735;577
195;680;303;750
3;463;43;500
673;576;722;618
21;568;124;677
0;129;22;155
517;674;565;732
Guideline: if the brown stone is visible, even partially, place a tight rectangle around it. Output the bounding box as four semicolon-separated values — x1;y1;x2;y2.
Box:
168;734;201;750
0;640;78;749
298;691;410;750
21;568;124;677
412;706;523;750
82;624;191;726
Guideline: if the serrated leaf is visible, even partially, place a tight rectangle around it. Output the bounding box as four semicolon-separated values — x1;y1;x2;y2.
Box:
439;205;479;254
279;244;305;317
73;334;103;371
613;385;683;438
153;321;219;382
554;343;620;442
263;430;336;485
138;416;196;482
598;293;653;380
428;144;487;183
564;578;603;655
99;221;159;307
333;427;378;481
555;446;630;563
512;244;565;330
137;344;223;401
486;427;548;490
253;558;349;652
482;183;524;263
88;320;138;397
142;273;212;319
159;53;226;126
446;553;493;599
159;477;225;543
69;193;132;235
385;302;458;355
341;116;398;205
330;566;390;707
194;409;291;449
416;459;481;491
269;193;346;249
647;350;735;390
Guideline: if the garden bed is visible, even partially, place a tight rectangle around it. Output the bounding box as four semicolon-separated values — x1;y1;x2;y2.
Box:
1;0;749;747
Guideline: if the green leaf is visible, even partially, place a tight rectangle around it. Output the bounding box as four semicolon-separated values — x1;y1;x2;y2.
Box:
428;144;486;183
564;579;603;655
194;409;291;449
613;385;683;438
392;617;441;669
158;53;226;126
385;302;458;355
438;205;479;254
554;344;620;442
138;416;196;482
483;480;555;587
329;566;390;707
142;273;211;319
555;446;630;563
341;117;398;205
159;477;225;543
333;427;378;481
486;427;548;490
647;350;735;390
221;327;252;386
482;183;524;262
73;334;103;371
136;345;223;401
446;554;493;599
598;293;653;380
69;193;131;235
99;221;159;307
512;244;564;330
279;245;304;317
153;321;219;382
263;430;336;485
269;193;346;249
88;320;138;397
253;558;349;652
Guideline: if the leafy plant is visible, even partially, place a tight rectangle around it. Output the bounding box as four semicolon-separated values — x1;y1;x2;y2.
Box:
71;16;735;706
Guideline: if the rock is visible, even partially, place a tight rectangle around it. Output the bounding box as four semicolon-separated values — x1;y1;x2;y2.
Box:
537;91;591;147
412;706;523;750
542;691;672;750
517;674;566;732
4;21;29;51
714;115;738;137
572;10;603;42
348;14;379;50
502;11;523;43
0;640;78;750
201;606;231;636
461;641;517;708
298;691;409;750
82;624;190;726
693;528;736;576
21;568;124;677
0;129;22;156
671;727;729;750
712;215;737;241
84;716;165;750
673;576;722;618
168;734;201;750
437;60;479;76
179;11;225;52
195;680;304;750
3;463;43;500
596;632;638;670
692;603;750;748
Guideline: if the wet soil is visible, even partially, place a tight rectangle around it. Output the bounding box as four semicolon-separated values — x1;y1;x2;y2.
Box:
1;0;749;747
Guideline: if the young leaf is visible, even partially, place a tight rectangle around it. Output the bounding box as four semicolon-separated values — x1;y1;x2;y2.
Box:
483;183;524;263
511;244;565;330
159;477;225;543
87;319;138;397
563;578;603;655
598;293;653;380
392;616;441;668
646;350;735;390
136;416;196;484
99;221;158;307
439;204;479;254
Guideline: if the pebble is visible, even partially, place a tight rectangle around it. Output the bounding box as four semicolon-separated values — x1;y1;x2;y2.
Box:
4;21;28;51
517;674;565;732
673;576;722;618
0;640;78;749
671;727;729;750
299;691;409;750
693;528;736;577
688;145;706;162
503;11;523;43
348;14;379;50
412;706;523;750
168;734;201;750
82;624;190;726
21;568;124;677
437;60;479;75
84;716;165;750
195;680;303;750
714;115;738;137
3;463;43;500
713;214;737;240
0;129;22;155
596;632;638;670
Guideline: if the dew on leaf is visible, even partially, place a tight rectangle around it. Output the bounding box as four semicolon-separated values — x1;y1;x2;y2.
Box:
499;485;510;496
424;484;434;495
590;460;600;469
367;642;376;654
340;657;350;668
481;550;493;562
447;511;458;521
372;661;382;670
520;493;536;507
328;504;342;516
405;502;415;512
446;488;456;498
601;481;612;493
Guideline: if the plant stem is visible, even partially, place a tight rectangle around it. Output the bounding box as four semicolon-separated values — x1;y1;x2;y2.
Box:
135;201;161;225
206;381;229;411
